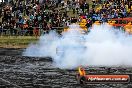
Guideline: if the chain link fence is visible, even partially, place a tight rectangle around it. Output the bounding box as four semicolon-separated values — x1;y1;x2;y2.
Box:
0;26;65;36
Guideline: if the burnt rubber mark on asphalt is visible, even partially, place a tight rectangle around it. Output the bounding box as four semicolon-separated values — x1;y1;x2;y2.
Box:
0;78;22;88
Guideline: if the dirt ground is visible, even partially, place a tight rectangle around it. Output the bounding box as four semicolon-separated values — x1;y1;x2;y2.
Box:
0;48;132;88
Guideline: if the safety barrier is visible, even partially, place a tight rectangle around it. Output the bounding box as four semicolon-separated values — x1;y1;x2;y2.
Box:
0;27;65;36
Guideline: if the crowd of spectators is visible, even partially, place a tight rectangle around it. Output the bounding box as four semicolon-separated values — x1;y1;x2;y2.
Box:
90;0;131;22
0;0;131;36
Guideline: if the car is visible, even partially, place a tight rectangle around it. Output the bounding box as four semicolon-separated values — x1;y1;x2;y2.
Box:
56;35;87;57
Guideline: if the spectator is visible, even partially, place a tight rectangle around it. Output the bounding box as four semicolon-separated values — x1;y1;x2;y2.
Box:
0;0;131;36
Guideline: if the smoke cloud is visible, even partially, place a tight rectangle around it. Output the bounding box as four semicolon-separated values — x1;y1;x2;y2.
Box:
23;23;132;69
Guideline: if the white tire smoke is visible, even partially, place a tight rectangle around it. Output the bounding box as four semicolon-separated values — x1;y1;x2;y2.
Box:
23;23;132;69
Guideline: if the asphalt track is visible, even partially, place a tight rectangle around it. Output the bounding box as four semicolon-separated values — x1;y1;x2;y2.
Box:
0;48;132;88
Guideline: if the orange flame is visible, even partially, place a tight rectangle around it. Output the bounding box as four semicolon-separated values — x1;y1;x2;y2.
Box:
78;66;86;76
